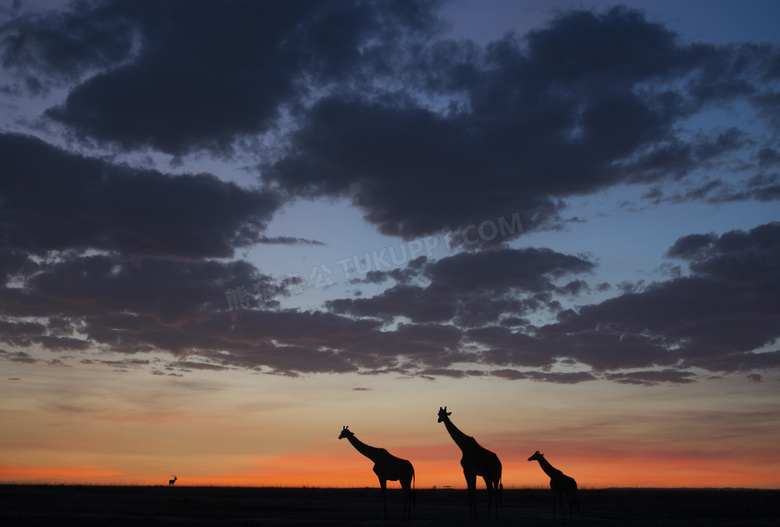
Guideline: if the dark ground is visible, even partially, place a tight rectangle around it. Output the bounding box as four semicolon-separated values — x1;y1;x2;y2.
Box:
1;485;778;526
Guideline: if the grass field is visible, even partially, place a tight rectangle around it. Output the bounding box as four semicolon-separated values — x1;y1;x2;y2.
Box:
1;484;778;526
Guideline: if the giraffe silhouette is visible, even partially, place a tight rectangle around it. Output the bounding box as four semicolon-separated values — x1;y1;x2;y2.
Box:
528;451;580;523
437;407;502;520
168;475;177;486
338;426;416;520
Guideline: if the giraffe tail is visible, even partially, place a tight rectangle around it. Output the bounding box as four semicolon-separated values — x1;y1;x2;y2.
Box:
499;480;503;506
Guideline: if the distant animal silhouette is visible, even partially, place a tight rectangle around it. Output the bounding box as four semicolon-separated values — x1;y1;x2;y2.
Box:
339;426;416;520
437;407;502;520
528;451;580;522
168;475;177;487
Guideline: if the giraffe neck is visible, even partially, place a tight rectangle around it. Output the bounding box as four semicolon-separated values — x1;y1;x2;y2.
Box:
346;434;385;462
535;456;562;479
442;417;474;452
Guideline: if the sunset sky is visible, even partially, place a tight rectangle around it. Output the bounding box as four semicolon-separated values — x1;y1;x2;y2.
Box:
1;0;779;490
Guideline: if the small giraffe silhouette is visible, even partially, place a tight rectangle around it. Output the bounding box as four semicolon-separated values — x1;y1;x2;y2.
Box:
437;407;502;520
168;475;177;487
339;426;416;520
528;451;580;523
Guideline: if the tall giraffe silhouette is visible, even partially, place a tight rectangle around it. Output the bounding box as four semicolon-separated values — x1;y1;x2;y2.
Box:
528;451;580;523
338;426;416;520
437;407;502;520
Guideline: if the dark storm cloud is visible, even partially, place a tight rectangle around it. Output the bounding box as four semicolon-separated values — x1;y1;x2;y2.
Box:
0;249;37;283
264;7;780;238
1;350;37;363
0;319;46;348
424;248;595;295
602;369;697;386
0;133;282;258
263;92;562;239
79;309;381;375
758;147;780;167
328;284;458;323
23;254;269;324
643;173;780;205
31;335;91;351
1;2;778;384
669;221;780;287
2;223;775;381
0;251;274;352
2;0;444;155
328;248;593;325
257;236;325;246
3;266;472;373
529;222;780;374
0;0;136;88
468;326;552;368
491;369;597;384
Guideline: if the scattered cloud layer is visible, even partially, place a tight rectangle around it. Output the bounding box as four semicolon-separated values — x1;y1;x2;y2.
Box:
1;1;778;384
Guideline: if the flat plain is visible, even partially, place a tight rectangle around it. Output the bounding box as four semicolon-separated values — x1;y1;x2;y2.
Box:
1;485;778;526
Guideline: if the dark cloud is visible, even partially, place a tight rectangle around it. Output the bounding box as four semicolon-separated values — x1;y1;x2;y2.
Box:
491;369;597;384
3;0;444;155
2;350;37;363
264;7;780;238
425;248;595;295
531;222;780;375
0;2;778;385
328;248;593;326
0;250;275;353
257;236;325;246
0;249;37;283
0;133;282;258
2;223;777;382
418;367;474;379
1;0;136;87
669;221;780;286
602;369;697;386
469;326;553;368
168;360;229;372
646;174;780;205
328;284;458;323
758;147;780;167
31;335;90;351
23;254;268;324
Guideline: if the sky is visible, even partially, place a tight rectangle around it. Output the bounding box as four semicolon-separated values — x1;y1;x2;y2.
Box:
0;0;779;490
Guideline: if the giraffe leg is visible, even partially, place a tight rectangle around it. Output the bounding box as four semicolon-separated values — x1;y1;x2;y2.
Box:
493;479;500;519
400;476;412;521
558;491;566;524
464;470;477;521
380;479;388;520
483;476;496;520
568;495;573;523
574;491;582;520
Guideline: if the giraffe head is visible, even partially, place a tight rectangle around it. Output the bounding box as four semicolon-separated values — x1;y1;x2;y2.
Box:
528;451;544;462
338;426;354;440
437;406;452;423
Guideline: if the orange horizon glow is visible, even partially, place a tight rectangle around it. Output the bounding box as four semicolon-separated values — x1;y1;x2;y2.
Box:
3;367;779;492
3;449;779;489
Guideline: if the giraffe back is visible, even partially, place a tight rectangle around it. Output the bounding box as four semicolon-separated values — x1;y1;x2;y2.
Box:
374;450;414;482
550;472;577;494
461;442;502;477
